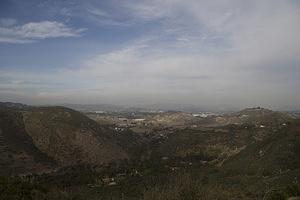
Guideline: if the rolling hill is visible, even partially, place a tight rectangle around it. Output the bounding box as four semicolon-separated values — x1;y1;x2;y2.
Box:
0;105;130;175
0;107;53;175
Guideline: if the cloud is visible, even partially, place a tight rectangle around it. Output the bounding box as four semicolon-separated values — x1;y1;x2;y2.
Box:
1;0;300;109
122;1;169;21
0;18;17;27
0;20;86;43
86;7;109;18
82;0;171;26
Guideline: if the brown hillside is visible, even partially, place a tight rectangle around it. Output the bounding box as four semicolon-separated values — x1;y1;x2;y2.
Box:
22;107;128;166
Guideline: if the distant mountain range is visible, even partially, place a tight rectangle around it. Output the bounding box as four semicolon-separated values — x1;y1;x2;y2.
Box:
57;103;238;113
0;102;31;110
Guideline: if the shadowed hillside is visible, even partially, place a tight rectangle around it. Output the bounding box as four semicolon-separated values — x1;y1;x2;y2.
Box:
0;107;53;175
0;105;131;175
222;119;300;175
22;106;129;166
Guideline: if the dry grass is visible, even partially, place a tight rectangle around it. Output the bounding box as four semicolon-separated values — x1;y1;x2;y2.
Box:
142;174;249;200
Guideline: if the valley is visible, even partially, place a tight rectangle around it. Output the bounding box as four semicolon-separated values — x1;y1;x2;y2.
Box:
0;102;299;200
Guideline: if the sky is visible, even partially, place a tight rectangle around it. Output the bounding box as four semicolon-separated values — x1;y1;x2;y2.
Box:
0;0;300;110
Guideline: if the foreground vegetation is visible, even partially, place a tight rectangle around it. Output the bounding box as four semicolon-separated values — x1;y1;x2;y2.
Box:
1;159;300;200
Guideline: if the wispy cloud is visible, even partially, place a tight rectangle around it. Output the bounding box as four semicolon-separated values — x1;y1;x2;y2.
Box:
0;20;86;44
83;1;169;26
86;7;109;18
0;18;17;27
0;0;300;109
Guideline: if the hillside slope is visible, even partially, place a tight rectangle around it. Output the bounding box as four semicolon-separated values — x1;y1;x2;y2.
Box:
0;105;131;175
22;106;128;166
222;119;300;175
0;108;53;175
215;107;293;126
151;108;294;164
